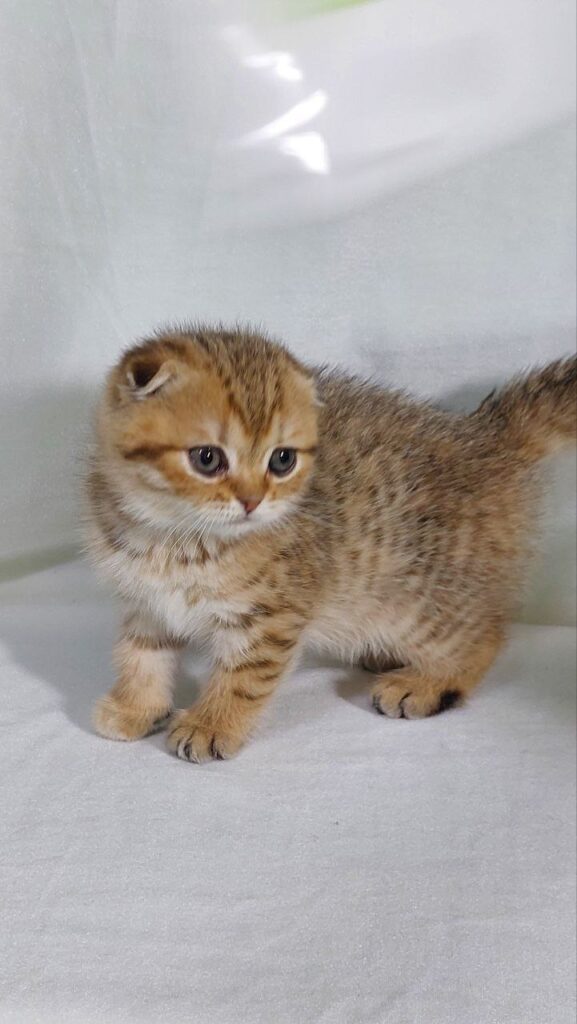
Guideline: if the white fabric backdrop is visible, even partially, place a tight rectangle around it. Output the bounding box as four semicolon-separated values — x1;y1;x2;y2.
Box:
1;5;576;1024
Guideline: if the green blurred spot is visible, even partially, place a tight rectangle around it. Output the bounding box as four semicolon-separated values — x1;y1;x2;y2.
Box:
285;0;372;13
255;0;374;22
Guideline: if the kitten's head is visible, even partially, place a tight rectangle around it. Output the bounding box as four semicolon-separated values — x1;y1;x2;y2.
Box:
98;327;318;539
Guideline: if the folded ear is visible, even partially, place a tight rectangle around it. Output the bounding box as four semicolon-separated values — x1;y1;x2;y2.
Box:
124;353;178;399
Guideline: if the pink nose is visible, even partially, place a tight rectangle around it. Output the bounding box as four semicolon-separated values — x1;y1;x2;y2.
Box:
240;497;262;515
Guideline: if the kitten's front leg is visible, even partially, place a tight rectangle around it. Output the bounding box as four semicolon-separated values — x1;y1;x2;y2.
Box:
167;629;299;762
93;613;183;741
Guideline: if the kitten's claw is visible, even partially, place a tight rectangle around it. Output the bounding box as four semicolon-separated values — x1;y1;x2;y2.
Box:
167;710;243;762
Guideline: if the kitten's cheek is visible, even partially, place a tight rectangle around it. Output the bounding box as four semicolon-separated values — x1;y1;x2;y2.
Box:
256;500;290;523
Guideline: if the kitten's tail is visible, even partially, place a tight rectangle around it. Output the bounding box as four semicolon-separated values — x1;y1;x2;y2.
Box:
475;355;577;462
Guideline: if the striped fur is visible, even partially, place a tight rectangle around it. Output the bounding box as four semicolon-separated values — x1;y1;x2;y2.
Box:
85;327;576;760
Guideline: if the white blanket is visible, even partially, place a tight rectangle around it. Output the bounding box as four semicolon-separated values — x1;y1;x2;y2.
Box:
1;563;575;1024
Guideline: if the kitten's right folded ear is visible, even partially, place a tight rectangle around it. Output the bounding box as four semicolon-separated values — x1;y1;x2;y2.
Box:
114;347;180;402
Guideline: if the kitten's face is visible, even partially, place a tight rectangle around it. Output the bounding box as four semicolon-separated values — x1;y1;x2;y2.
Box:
100;330;318;540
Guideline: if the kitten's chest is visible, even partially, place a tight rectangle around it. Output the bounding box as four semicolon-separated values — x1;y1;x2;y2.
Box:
111;543;245;641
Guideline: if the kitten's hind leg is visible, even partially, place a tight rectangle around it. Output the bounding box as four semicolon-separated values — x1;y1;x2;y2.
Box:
371;632;502;719
93;615;183;741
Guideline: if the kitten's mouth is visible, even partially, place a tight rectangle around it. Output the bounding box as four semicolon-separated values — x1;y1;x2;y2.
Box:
211;511;278;537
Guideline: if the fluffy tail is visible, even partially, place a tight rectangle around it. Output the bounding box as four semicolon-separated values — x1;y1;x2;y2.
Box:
475;355;577;461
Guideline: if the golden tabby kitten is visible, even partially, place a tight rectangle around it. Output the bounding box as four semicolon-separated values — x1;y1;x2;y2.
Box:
85;326;576;762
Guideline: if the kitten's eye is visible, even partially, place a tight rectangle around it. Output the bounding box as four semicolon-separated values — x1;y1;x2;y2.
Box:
188;447;228;476
268;448;297;477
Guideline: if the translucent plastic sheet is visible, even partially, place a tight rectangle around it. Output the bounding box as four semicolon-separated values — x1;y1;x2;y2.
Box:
193;0;576;227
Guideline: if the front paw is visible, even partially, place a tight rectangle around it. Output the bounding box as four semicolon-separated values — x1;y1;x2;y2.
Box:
167;709;245;763
93;696;172;741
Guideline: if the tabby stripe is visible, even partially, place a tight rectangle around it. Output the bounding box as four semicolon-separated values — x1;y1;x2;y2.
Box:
229;658;276;674
96;519;146;562
231;687;273;702
91;473;138;531
121;443;175;461
261;632;296;650
96;517;124;553
224;391;251;432
127;633;186;651
220;606;282;630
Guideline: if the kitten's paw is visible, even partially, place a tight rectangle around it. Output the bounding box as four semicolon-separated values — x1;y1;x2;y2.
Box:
371;678;463;719
93;697;173;741
167;710;244;763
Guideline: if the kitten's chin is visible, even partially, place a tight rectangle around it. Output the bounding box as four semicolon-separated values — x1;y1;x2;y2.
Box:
211;520;258;540
210;517;276;540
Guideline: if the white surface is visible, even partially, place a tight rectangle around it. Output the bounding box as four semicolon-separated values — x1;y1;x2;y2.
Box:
0;1;575;625
0;562;575;1024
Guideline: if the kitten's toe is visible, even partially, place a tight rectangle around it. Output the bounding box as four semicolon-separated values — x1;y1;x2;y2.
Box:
371;679;463;719
371;682;411;718
93;696;173;741
167;711;242;763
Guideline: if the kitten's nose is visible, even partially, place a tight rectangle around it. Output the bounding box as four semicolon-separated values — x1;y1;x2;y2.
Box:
240;497;262;515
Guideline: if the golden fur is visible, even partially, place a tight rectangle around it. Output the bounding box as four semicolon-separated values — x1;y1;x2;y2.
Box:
85;326;577;761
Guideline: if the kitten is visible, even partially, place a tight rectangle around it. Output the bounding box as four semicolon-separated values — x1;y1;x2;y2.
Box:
85;326;576;761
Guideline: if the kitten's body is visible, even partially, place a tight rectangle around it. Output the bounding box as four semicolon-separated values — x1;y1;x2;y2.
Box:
86;327;576;760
